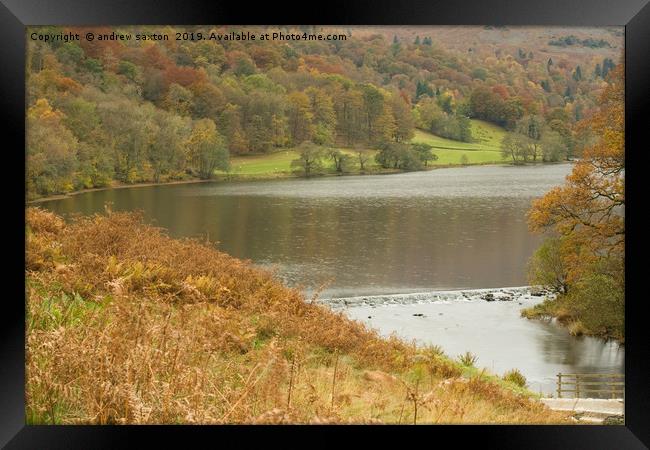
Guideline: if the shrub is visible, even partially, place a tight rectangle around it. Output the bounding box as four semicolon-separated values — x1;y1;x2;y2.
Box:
503;369;527;388
567;320;586;337
571;273;624;340
458;351;478;367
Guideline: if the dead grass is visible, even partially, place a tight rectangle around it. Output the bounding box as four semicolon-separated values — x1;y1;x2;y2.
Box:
25;207;572;424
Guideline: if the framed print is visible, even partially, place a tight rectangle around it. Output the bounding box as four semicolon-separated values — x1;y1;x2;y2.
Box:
2;0;649;447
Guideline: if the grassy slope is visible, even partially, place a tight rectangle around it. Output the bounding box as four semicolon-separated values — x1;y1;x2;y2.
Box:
411;119;508;165
413;119;506;152
25;208;570;425
221;119;508;179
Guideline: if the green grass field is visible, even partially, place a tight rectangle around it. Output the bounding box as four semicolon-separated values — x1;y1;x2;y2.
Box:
220;148;382;178
411;119;508;165
469;119;510;150
227;150;299;176
412;119;508;152
219;119;508;178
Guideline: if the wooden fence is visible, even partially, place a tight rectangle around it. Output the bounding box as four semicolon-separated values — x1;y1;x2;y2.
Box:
556;373;624;398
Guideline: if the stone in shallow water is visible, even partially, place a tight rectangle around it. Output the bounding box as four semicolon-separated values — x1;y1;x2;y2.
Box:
321;286;539;309
530;286;545;296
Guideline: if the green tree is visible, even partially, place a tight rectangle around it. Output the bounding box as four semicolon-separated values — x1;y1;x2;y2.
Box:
287;91;314;145
230;51;256;76
239;89;283;153
219;103;248;154
471;68;488;81
60;96;100;141
75;135;114;189
117;60;139;81
55;42;84;67
306;87;336;145
527;237;570;294
190;82;225;119
602;58;615;77
361;84;385;142
142;68;166;103
186;118;230;179
149;112;191;182
540;130;568;162
391;95;415;142
328;149;354;173
291;142;326;177
27;98;79;196
594;63;602;78
334;86;364;146
415;80;434;98
374;103;397;144
98;98;154;182
412;143;438;167
500;133;530;164
163;83;193;116
572;65;583;81
375;142;422;171
355;144;370;172
391;35;401;56
437;91;454;114
375;142;399;169
457;115;472;142
517;115;544;161
570;270;624;339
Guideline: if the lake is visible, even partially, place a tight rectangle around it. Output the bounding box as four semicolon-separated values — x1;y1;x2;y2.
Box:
38;164;624;395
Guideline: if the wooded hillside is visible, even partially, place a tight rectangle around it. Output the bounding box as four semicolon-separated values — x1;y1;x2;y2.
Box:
27;26;622;198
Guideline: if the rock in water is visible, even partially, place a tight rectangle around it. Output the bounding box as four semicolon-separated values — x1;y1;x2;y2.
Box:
530;287;544;296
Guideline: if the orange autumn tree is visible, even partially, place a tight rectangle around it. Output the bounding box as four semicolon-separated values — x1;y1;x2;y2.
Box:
526;64;624;339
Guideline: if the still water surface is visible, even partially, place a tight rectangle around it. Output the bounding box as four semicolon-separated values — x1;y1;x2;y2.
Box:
40;164;623;395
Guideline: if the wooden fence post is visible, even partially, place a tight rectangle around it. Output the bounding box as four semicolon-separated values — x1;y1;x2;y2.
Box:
556;373;623;399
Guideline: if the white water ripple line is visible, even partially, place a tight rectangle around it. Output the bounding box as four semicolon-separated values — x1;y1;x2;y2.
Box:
318;286;556;309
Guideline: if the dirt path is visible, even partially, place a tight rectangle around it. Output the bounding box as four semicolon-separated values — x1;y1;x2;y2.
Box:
541;398;624;423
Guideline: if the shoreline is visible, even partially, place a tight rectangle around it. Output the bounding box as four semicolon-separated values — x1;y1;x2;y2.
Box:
27;178;216;204
27;160;569;204
522;312;625;345
321;285;623;346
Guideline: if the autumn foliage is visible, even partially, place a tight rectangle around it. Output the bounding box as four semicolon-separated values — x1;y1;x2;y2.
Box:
26;25;621;198
529;65;624;276
26;208;571;424
526;65;624;339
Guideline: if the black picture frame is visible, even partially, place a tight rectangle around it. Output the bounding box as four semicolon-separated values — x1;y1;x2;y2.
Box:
2;0;648;447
